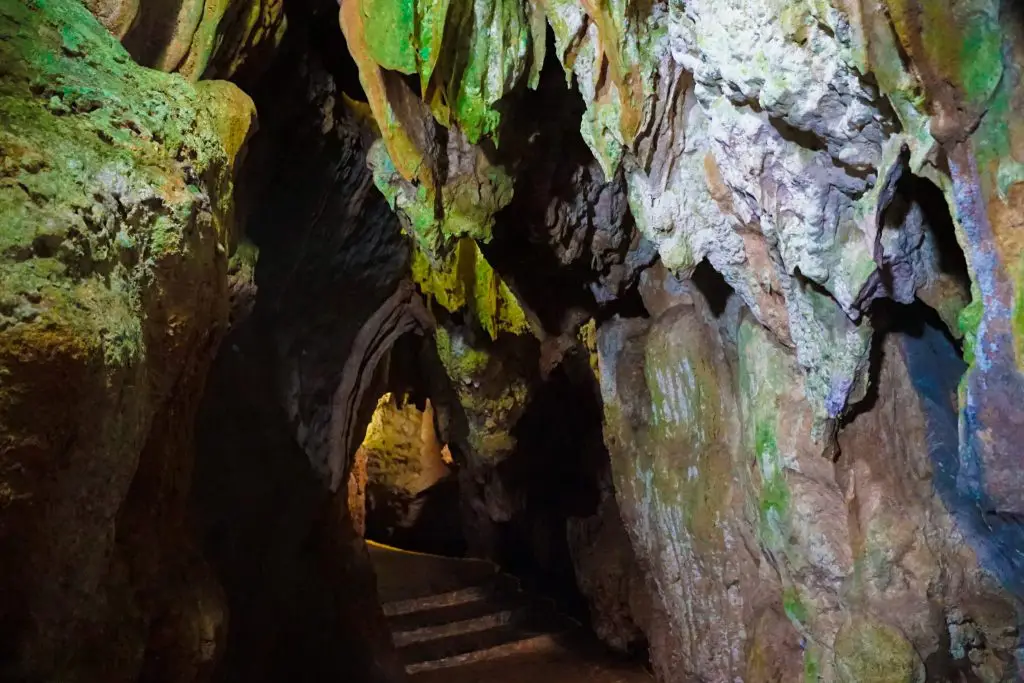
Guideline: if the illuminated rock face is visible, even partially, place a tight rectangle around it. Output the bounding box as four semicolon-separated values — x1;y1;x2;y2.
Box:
86;0;286;81
355;394;459;548
339;0;1024;680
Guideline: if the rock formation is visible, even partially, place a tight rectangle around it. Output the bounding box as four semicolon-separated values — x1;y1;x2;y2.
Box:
0;0;253;678
335;0;1024;678
3;0;1024;681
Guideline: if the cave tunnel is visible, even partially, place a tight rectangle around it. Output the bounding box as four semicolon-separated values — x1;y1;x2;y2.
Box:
351;331;466;558
5;0;1024;682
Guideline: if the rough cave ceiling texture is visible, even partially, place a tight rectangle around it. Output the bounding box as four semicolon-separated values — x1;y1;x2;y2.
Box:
2;0;1024;681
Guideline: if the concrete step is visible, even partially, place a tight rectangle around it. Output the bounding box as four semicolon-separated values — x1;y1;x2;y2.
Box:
401;623;569;674
368;542;579;675
387;592;521;633
393;607;518;646
382;572;521;617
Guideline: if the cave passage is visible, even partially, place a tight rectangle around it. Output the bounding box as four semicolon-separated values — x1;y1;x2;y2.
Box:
6;0;1024;682
351;331;465;557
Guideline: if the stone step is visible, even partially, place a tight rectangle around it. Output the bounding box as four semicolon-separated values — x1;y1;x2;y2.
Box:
368;543;579;675
393;607;517;646
401;622;569;674
368;541;499;603
387;593;521;633
381;573;520;617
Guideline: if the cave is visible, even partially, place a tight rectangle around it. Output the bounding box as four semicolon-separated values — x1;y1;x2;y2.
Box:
4;0;1024;682
350;331;465;557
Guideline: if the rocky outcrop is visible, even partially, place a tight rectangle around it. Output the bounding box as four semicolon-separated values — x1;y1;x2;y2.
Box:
337;0;1024;678
598;278;1019;681
0;0;253;678
86;0;286;82
565;460;651;655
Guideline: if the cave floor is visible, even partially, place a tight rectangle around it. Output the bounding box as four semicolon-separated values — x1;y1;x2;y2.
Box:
409;648;654;683
368;542;653;682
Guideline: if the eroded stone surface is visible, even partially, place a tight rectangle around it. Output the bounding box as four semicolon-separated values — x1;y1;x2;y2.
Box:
597;275;1020;681
109;0;286;81
0;0;253;677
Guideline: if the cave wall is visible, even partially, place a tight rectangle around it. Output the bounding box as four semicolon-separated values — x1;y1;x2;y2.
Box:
190;6;416;680
0;0;253;678
1;0;416;678
338;0;1024;681
600;277;1019;681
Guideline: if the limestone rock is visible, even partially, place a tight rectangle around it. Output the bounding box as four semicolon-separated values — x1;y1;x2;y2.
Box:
84;0;139;38
566;466;650;654
432;323;533;467
359;394;457;542
0;0;253;677
599;295;768;681
91;0;287;81
597;269;1020;681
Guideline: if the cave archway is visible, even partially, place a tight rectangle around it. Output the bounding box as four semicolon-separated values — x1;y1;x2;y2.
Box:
348;331;467;558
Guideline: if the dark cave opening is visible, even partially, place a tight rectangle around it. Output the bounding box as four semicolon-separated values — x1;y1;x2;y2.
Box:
691;259;735;318
848;165;971;424
189;0;651;678
480;26;654;336
494;356;606;620
890;169;972;292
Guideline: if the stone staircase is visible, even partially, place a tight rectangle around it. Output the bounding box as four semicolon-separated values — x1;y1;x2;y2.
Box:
368;542;578;675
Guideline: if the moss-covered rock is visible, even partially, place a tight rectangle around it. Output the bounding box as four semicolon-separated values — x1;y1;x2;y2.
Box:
433;324;531;464
412;237;529;340
0;0;253;677
833;617;924;683
345;0;542;146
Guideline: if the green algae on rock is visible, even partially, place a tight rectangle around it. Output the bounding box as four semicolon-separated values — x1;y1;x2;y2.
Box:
0;0;253;677
412;238;529;340
833;617;924;683
367;135;528;342
345;0;544;146
434;323;531;464
368;138;515;253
